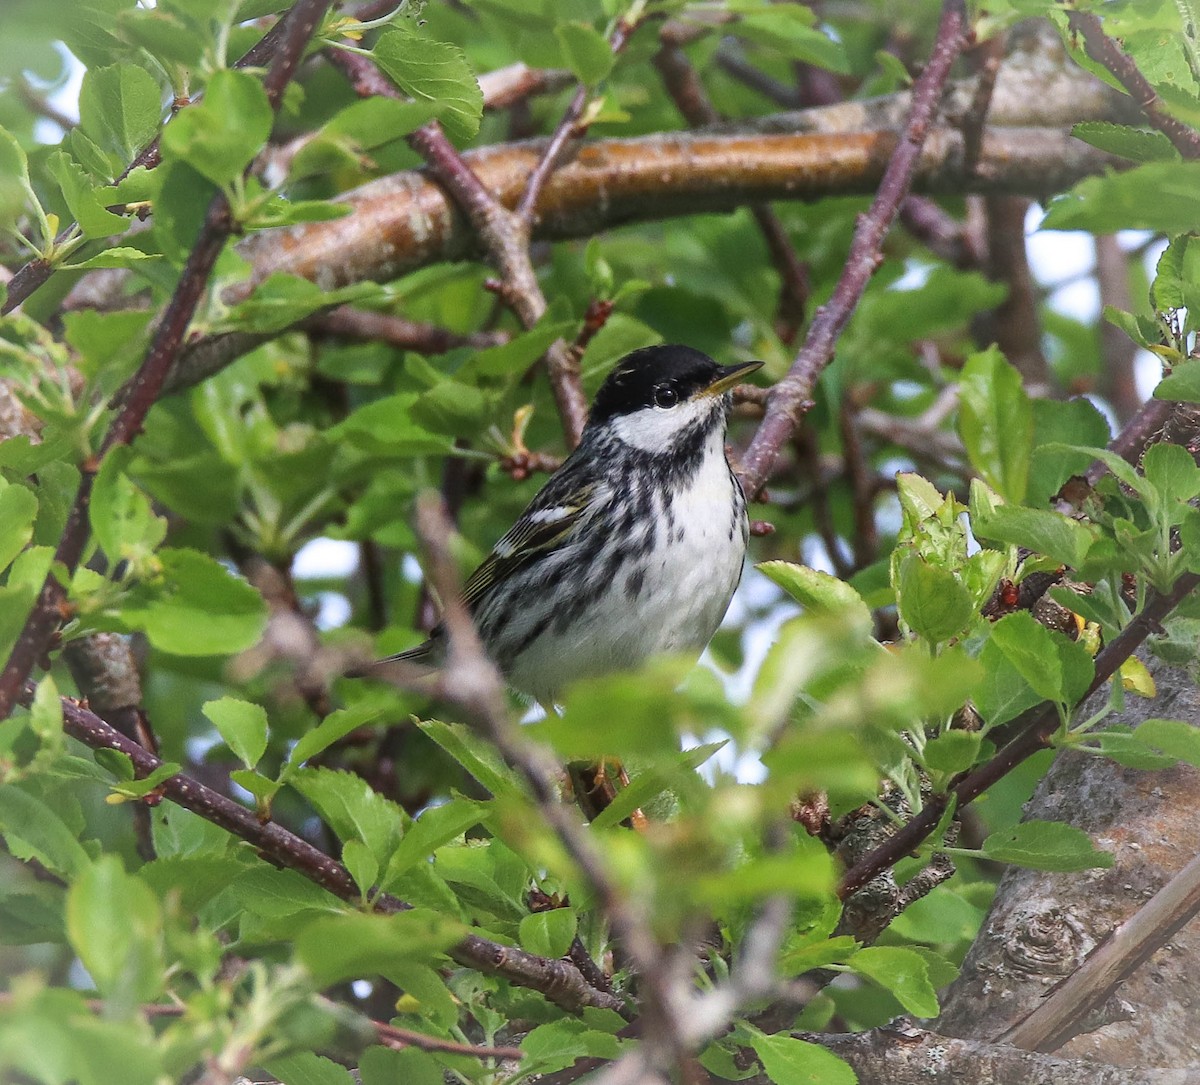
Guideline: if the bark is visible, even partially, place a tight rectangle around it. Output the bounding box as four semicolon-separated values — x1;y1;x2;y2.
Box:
803;1027;1200;1085
936;656;1200;1067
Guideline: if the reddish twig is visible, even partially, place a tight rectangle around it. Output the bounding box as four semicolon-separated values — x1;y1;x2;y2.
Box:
0;0;332;723
960;33;1004;177
515;14;642;226
324;44;591;445
1067;9;1200;160
373;1019;524;1060
898;195;980;267
738;0;970;499
19;683;625;1014
838;570;1200;898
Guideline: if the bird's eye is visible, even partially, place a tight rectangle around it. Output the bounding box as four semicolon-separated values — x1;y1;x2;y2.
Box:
653;385;679;409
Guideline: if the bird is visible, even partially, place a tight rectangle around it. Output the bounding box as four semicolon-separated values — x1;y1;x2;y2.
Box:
381;344;763;706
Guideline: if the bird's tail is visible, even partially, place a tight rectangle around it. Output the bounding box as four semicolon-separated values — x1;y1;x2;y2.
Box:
343;638;439;679
375;639;438;669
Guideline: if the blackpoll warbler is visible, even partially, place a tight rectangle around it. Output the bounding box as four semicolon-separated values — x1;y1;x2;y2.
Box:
384;344;763;704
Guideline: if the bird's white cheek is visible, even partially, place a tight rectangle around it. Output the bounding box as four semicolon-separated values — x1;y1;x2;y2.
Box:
610;399;712;452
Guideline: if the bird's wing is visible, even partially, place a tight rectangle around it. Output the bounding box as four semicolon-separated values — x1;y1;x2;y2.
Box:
460;479;598;612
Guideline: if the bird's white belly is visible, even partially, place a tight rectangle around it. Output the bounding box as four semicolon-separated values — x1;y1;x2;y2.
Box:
507;444;746;702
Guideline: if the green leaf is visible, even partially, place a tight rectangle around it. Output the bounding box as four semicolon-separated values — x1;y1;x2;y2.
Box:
417;718;525;800
118;548;267;655
202;697;269;770
46;151;126;238
922;729;982;776
227;866;346;921
0;480;38;573
0;783;91;878
732;10;850;73
0;126;38;228
342;839;379;896
1042;161;1200;232
895;553;974;644
757;561;873;636
1028;397;1112;507
1132;717;1200;767
1142;441;1200;504
1071;121;1178;163
957;346;1032;503
287;702;380;769
359;1047;443;1085
519;907;577;958
970;503;1095;569
981;819;1113;871
370;27;484;144
79;63;163;163
987;611;1093;705
847;945;939;1018
221;274;382;334
1090;727;1178;769
746;1030;858;1085
295;909;464;985
288;766;403;868
160;69;272;185
555;22;614;85
326;393;455;457
265;1051;355;1085
381;796;487;883
1156;360;1200;402
66;856;163;1004
465;316;575;377
90;446;167;564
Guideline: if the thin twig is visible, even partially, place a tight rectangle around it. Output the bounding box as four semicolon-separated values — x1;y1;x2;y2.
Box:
838;570;1200;898
0;0;333;723
961;34;1004;177
17;683;625;1014
372;1017;524;1060
737;0;970;499
1067;9;1200;160
515;12;643;225
324;44;590;445
309;306;509;353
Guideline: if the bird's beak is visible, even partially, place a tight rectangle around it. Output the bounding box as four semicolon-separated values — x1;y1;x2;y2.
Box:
703;360;764;397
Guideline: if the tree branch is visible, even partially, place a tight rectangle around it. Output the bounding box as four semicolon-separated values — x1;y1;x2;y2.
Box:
737;0;970;499
323;45;589;446
838;570;1200;899
1067;10;1200;160
17;682;626;1014
0;0;334;723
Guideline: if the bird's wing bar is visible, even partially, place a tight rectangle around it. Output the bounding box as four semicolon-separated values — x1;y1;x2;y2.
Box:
460;484;596;611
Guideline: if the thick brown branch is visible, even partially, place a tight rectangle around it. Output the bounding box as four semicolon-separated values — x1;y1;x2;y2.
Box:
234;126;1118;300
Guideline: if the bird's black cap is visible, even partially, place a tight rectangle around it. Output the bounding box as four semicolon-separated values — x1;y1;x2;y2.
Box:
589;345;760;425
